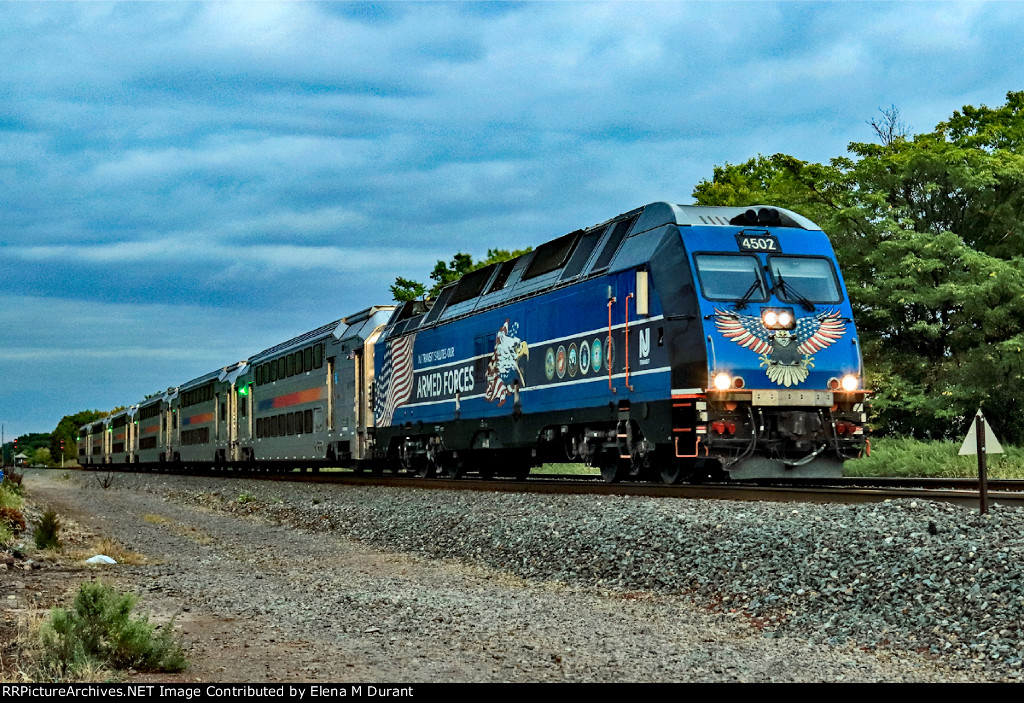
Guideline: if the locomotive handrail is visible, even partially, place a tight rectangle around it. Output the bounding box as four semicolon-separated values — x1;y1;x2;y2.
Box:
607;297;617;394
625;293;635;392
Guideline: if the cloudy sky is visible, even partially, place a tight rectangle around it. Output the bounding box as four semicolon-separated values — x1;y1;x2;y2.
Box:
2;1;1021;438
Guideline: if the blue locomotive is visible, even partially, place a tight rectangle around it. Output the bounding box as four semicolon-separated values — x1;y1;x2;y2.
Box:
372;202;868;482
79;202;867;483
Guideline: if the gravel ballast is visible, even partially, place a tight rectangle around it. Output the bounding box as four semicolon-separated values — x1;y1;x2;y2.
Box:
164;474;1024;677
17;470;1024;681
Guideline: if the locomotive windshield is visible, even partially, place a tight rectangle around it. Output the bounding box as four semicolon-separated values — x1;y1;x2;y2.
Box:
693;254;768;302
768;256;842;303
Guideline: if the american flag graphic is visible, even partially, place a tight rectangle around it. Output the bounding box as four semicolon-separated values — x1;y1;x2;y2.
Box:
374;333;416;427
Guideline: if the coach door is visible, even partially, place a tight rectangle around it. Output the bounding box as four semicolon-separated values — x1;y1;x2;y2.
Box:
326;356;336;432
354;347;369;459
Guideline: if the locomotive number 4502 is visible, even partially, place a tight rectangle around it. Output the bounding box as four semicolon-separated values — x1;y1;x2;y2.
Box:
735;234;781;252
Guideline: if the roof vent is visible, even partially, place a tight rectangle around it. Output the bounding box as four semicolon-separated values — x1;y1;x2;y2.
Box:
729;207;783;227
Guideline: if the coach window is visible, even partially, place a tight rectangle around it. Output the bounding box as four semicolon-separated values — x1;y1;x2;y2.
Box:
287;354;295;377
286;413;295;436
270;361;278;383
304;347;313;372
313;344;324;369
304;409;313;434
294;351;303;374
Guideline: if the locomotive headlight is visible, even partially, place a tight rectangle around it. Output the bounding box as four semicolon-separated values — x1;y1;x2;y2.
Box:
713;373;732;390
840;374;859;392
761;307;796;330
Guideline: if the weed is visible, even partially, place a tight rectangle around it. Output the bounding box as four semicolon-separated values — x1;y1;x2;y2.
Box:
0;521;13;548
236;492;256;504
33;510;61;551
0;506;27;534
35;581;187;679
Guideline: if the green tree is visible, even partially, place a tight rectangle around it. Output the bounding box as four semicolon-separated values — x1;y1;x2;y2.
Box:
50;410;107;464
693;91;1024;442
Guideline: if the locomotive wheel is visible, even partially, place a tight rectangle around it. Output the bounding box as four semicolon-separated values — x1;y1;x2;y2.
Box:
415;458;432;478
661;460;711;485
436;451;463;480
659;464;684;485
600;463;624;484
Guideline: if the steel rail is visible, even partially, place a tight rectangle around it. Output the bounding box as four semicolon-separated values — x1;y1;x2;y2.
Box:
65;466;1024;509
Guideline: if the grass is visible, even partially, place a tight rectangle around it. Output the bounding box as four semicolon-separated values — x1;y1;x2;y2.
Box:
844;436;1024;479
540;439;1024;479
67;537;150;566
145;513;214;545
543;463;599;475
0;480;23;510
31;581;187;680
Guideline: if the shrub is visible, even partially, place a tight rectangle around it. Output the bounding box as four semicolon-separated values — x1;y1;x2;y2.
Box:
3;469;24;492
0;506;27;534
38;581;187;678
33;510;61;550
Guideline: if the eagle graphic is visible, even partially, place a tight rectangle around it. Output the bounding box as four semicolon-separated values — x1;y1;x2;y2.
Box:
713;308;846;387
485;319;529;405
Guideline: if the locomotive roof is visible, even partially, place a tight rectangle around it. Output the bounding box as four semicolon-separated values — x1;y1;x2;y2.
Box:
383;202;821;338
632;202;821;232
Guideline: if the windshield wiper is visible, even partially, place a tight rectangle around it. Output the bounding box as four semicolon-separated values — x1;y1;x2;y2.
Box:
734;280;762;310
774;275;815;312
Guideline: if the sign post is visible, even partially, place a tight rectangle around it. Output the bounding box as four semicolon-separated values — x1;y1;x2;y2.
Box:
959;409;1003;514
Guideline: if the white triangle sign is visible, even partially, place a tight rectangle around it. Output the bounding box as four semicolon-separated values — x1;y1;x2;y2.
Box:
958;410;1004;456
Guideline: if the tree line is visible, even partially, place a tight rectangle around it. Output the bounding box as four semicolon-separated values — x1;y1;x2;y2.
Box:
394;92;1024;445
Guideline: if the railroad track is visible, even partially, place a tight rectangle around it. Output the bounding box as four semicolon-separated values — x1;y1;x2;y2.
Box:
65;465;1024;510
